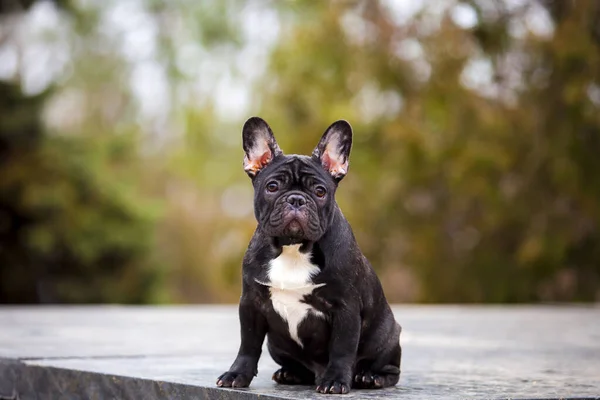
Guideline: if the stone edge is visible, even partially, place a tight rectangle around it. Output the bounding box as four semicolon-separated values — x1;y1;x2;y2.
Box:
0;359;292;400
1;358;599;400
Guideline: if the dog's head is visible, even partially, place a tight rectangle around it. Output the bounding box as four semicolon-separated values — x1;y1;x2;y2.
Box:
242;117;352;244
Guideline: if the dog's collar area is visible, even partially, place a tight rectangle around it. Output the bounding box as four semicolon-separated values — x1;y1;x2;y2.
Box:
272;237;314;253
254;278;326;291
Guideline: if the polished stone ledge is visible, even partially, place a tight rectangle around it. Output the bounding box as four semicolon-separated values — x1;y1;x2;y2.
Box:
1;305;599;400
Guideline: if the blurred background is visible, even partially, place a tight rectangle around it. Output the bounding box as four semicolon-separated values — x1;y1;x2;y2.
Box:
1;0;599;304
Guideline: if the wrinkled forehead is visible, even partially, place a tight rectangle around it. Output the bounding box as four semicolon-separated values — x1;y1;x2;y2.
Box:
259;155;332;186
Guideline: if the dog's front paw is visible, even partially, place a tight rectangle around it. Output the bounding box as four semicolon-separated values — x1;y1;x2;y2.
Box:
316;376;351;394
216;371;252;388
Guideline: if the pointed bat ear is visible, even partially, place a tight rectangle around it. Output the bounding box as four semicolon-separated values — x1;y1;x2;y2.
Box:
312;120;353;181
242;117;282;178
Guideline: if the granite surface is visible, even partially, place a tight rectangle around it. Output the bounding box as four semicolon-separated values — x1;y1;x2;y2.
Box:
0;305;599;399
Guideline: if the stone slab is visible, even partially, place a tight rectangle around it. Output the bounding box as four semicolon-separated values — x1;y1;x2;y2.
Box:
0;305;599;399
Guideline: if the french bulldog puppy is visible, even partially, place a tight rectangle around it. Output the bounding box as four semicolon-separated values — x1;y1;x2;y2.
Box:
217;117;401;395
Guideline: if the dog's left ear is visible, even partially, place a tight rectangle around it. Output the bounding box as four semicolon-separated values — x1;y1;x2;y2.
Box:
312;120;353;181
242;117;282;178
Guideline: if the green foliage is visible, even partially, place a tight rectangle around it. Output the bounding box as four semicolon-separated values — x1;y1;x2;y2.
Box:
256;1;600;302
0;81;164;303
2;0;599;303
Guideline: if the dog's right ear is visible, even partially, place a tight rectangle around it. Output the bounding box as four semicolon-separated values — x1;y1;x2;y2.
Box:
242;117;282;178
312;120;352;181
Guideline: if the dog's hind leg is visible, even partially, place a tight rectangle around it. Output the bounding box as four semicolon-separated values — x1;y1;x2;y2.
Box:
353;340;401;389
268;343;315;385
271;357;316;385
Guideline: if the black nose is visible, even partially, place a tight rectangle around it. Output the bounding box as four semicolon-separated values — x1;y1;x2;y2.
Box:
287;194;306;208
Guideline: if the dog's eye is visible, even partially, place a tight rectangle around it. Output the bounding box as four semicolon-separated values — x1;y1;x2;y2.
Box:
266;181;279;193
314;186;327;198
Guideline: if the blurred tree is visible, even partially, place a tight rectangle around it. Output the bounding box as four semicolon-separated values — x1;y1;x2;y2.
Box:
2;0;599;304
0;0;253;304
0;1;163;303
256;0;600;302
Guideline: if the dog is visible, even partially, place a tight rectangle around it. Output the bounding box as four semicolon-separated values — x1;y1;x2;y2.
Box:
216;117;401;395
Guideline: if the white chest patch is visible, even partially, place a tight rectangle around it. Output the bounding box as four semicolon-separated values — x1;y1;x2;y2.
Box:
257;244;325;347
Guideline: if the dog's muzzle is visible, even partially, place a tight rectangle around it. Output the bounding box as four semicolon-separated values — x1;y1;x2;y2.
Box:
267;192;320;241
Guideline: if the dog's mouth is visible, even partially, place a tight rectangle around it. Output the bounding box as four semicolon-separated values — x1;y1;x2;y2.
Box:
284;219;304;236
265;196;322;242
269;211;313;243
270;217;308;246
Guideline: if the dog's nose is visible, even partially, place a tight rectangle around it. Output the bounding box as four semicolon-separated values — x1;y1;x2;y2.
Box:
287;194;306;209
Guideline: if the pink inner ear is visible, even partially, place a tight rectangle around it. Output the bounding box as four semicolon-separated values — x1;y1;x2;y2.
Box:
259;151;272;166
322;149;347;178
244;149;272;176
321;152;333;171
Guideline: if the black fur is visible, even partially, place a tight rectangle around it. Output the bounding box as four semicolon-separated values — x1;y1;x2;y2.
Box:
217;117;401;395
